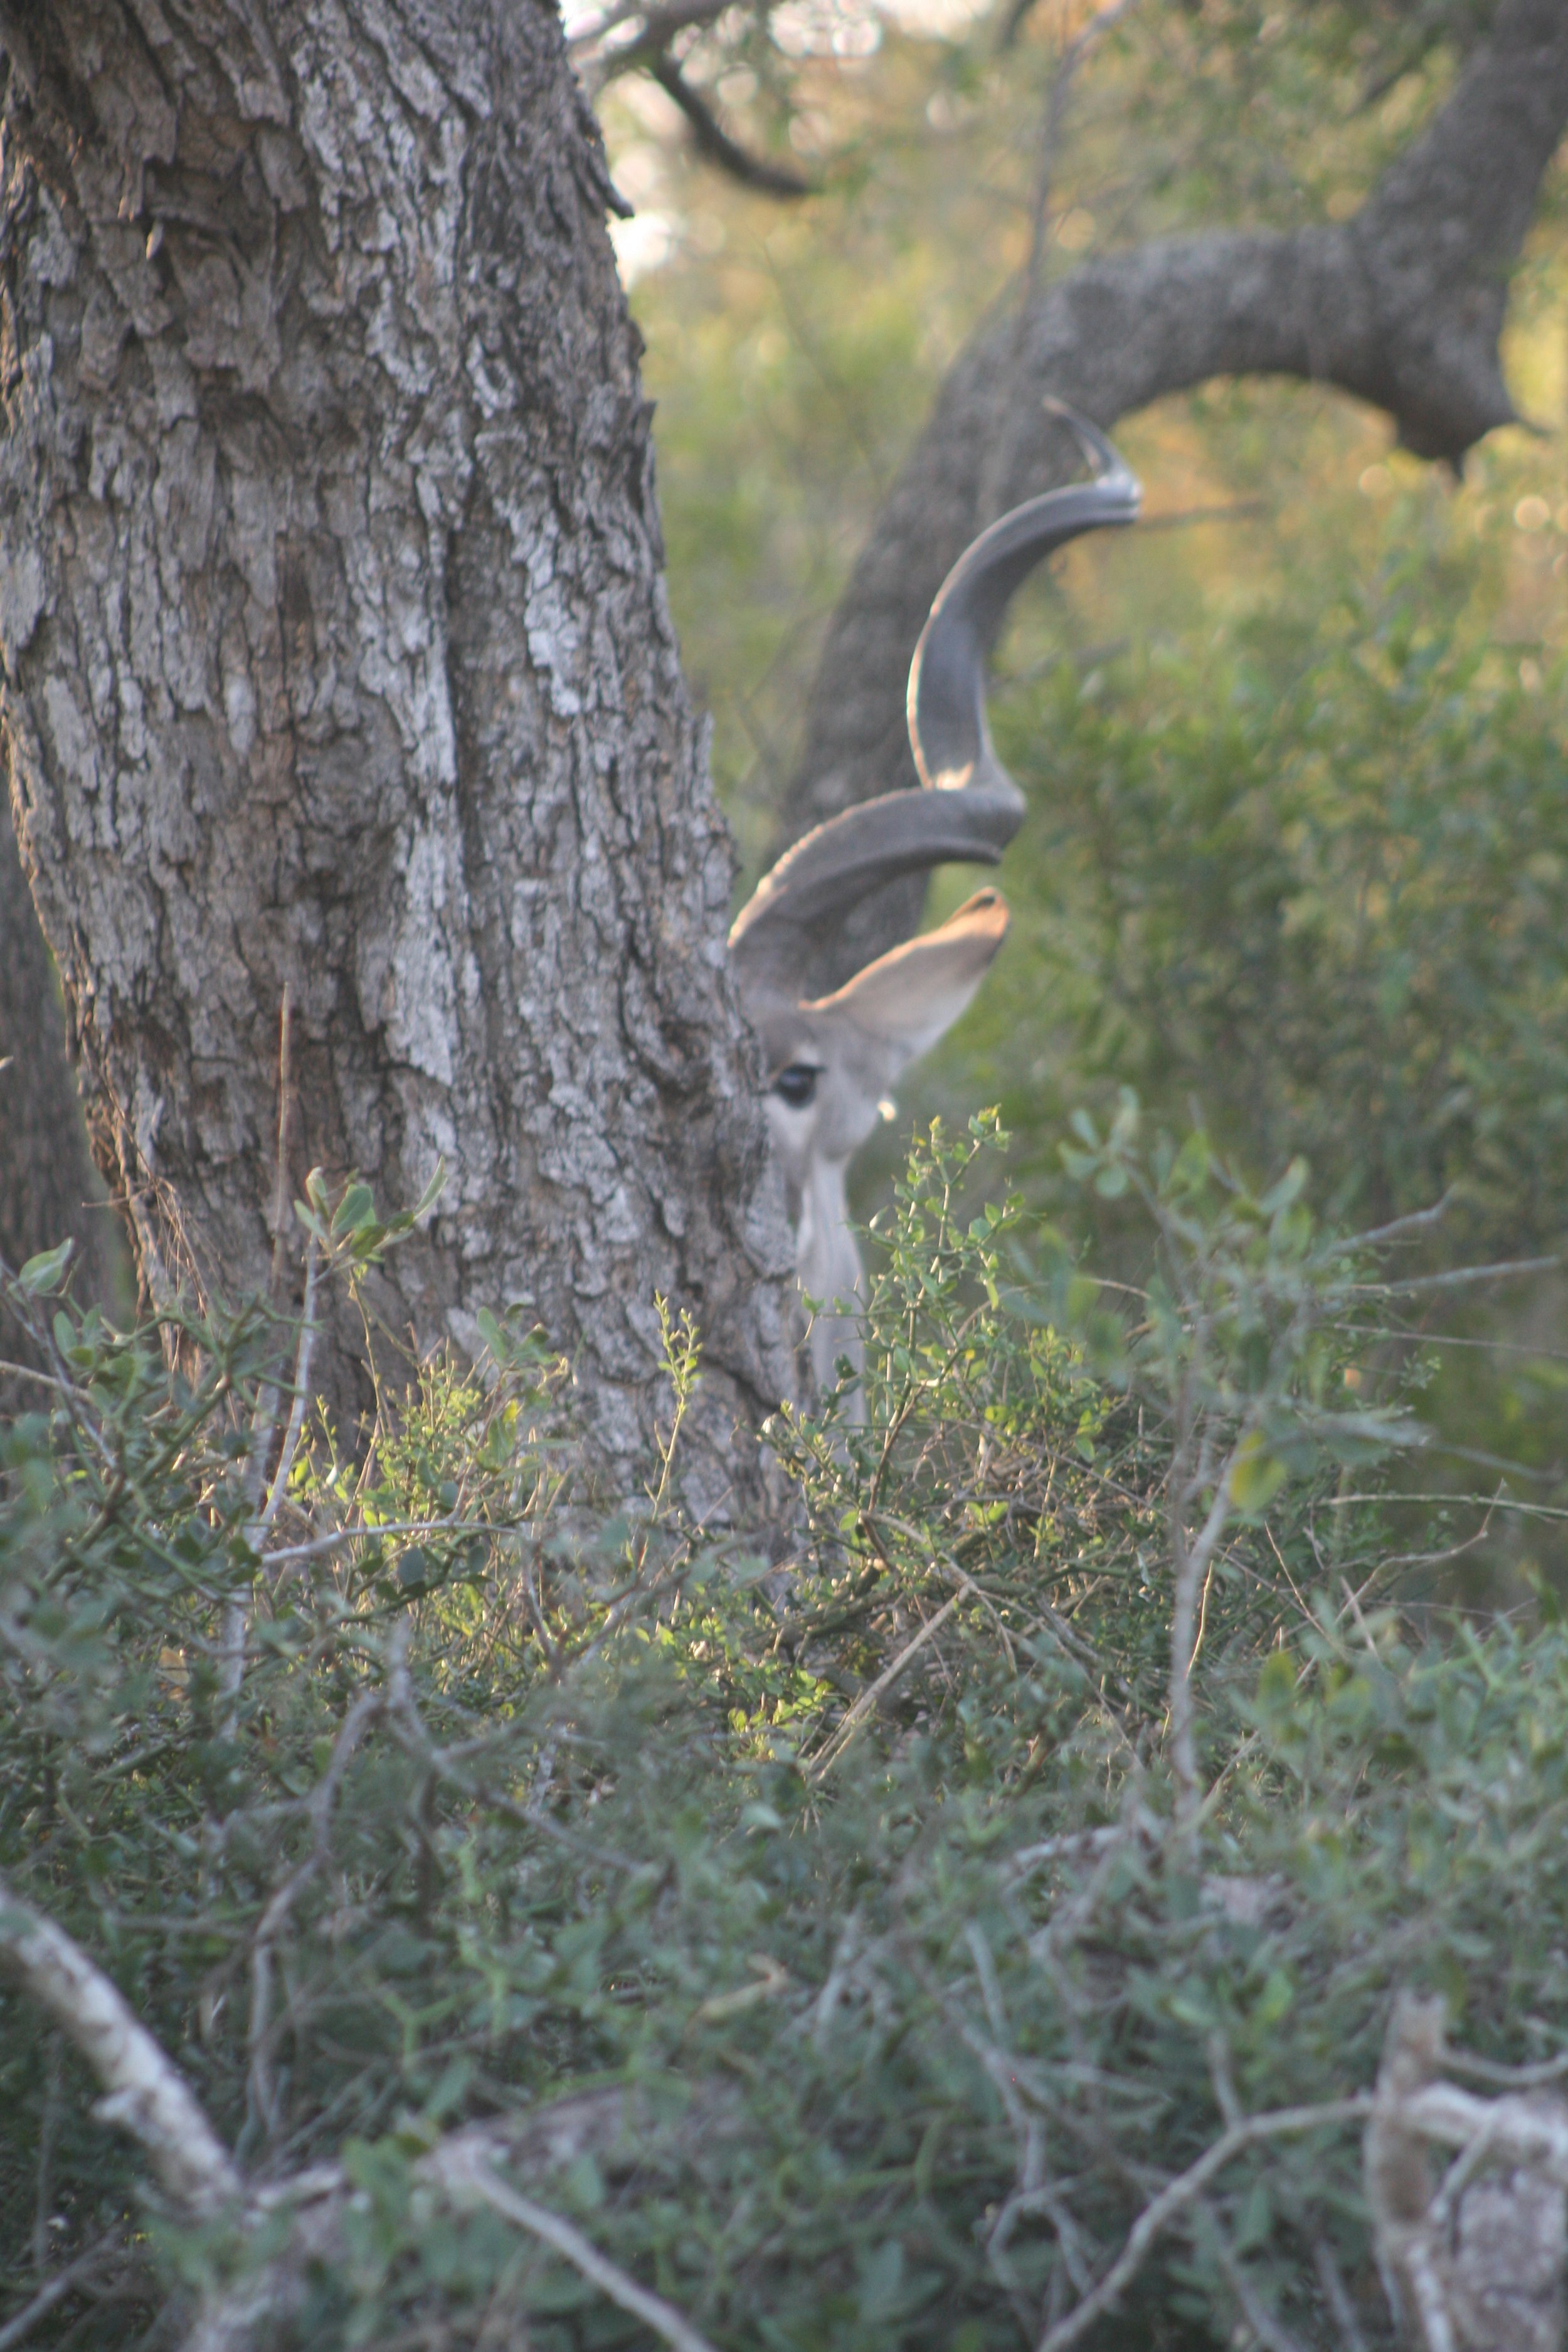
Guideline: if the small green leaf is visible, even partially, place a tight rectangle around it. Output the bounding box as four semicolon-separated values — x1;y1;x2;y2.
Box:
410;1158;448;1222
332;1182;376;1236
1254;1967;1295;2026
1229;1432;1288;1518
18;1239;73;1296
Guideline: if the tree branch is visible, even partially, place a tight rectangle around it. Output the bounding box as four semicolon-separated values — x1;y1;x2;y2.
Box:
648;55;813;198
779;0;1568;989
432;2144;723;2352
178;2098;704;2352
0;1877;241;2217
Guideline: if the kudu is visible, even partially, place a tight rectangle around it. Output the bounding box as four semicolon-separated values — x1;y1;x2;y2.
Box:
728;407;1140;1392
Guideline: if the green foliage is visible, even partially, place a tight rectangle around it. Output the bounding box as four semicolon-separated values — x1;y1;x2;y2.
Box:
975;534;1568;1259
9;1126;1564;2349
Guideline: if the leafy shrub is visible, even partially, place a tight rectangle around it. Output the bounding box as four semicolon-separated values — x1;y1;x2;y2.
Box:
3;1126;1567;2350
973;551;1568;1262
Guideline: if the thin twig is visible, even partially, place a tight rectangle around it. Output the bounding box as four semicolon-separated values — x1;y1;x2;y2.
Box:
1345;1194;1453;1251
435;2148;721;2352
1310;2233;1369;2352
568;0;728;59
1199;2196;1310;2352
1345;1254;1559;1296
0;2224;125;2352
263;1514;477;1566
222;1244;324;1729
1029;1785;1151;1963
0;1358;72;1392
648;55;812;196
1167;1435;1245;1823
267;985;295;1306
1016;0;1140;315
1441;2045;1568;2089
1325;1491;1568;1522
1034;2097;1374;2352
807;1594;961;1780
246;1687;384;2141
1002;1823;1131;1885
255;1242;320;1540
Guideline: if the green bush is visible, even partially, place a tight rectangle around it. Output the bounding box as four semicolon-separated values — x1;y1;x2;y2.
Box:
8;1125;1567;2349
973;545;1568;1261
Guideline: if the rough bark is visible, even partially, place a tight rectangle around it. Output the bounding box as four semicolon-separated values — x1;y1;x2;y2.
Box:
0;0;793;1507
780;0;1568;992
0;791;120;1306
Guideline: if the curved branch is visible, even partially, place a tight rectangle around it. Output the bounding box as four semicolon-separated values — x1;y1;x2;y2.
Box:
649;55;814;196
778;0;1568;988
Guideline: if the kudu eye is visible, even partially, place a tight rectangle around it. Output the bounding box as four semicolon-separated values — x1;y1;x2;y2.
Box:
771;1062;821;1110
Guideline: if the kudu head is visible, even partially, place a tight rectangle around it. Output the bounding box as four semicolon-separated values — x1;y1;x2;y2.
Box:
729;407;1140;1393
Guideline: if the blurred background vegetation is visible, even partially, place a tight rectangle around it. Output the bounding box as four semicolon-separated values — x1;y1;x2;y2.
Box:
586;0;1568;1602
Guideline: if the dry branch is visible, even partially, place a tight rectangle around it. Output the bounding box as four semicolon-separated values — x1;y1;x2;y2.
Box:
1033;2094;1375;2351
1367;1992;1568;2352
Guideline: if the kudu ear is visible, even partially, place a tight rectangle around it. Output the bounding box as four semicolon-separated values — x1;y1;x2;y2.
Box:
809;888;1010;1073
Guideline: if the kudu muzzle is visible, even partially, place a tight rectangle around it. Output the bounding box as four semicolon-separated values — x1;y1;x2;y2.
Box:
729;407;1141;1395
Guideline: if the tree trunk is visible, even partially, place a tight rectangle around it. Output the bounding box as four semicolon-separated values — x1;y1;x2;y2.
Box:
0;0;792;1507
779;0;1568;994
0;790;120;1307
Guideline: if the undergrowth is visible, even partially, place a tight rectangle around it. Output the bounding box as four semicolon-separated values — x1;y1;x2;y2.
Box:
3;1118;1565;2349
